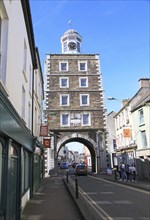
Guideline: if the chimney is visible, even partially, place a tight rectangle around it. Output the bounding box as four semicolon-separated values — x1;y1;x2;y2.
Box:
138;78;150;88
121;99;130;107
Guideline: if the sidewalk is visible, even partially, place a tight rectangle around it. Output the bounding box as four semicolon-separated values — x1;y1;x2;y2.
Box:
22;173;150;220
22;176;84;220
93;173;150;191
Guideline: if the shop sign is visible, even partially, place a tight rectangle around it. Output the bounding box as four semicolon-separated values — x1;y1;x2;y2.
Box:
123;128;131;137
40;125;48;136
43;138;51;148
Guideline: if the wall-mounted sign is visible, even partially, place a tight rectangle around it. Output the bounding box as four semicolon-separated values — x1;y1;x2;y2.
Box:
40;125;48;136
123;128;131;138
43;138;51;148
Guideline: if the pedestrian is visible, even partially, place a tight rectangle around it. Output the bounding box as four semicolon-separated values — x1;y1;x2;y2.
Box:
117;162;122;180
125;163;131;182
131;164;137;182
120;162;127;181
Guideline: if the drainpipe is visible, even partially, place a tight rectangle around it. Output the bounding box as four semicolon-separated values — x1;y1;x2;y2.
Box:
30;67;35;198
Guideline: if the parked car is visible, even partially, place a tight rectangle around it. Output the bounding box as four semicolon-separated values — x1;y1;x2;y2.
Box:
74;164;87;176
71;162;78;168
60;162;68;169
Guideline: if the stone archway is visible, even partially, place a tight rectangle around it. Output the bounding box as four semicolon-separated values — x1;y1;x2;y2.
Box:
56;132;97;172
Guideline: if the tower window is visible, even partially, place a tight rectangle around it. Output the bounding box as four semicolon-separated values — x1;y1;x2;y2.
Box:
79;77;88;87
60;77;69;88
61;114;70;126
80;94;89;106
60;94;69;106
59;61;68;71
63;42;67;52
78;61;87;71
77;42;80;52
82;113;91;126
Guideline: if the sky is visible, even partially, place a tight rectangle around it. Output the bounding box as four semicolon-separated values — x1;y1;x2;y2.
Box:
30;0;149;153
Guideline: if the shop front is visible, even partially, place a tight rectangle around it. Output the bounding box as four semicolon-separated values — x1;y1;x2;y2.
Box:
0;92;34;220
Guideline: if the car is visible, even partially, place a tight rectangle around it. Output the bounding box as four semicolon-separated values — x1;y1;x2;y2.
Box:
71;162;78;168
74;164;88;176
60;162;68;169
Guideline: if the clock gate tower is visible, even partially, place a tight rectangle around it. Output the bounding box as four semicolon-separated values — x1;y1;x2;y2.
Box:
44;28;108;175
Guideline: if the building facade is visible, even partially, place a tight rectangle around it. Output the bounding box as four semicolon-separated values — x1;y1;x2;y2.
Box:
113;78;150;180
44;28;107;174
0;1;44;219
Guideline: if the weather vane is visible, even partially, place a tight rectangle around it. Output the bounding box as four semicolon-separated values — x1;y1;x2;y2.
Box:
68;20;72;28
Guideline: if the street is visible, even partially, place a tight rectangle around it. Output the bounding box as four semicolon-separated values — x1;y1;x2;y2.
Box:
69;174;150;220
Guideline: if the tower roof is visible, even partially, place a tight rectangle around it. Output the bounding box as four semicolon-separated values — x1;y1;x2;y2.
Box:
63;29;82;38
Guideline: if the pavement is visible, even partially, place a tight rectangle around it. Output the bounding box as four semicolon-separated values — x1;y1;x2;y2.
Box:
92;172;150;192
21;172;150;220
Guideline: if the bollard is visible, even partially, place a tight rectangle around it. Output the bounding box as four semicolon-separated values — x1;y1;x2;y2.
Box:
114;168;117;180
75;177;78;199
66;171;69;183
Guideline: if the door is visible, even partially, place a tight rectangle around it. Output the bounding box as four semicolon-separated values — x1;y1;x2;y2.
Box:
6;143;20;220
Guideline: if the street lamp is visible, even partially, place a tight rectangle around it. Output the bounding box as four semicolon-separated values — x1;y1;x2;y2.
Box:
107;97;120;102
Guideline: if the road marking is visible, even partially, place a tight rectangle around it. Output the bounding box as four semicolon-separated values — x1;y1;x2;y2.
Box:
112;217;134;220
94;200;112;204
104;184;115;187
114;200;133;204
84;192;98;195
100;191;114;194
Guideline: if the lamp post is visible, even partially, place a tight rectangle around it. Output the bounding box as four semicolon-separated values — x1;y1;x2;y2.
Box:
107;97;120;102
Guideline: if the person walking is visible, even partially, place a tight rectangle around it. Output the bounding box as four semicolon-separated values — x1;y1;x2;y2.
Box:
120;162;127;181
117;162;122;180
131;163;137;182
125;163;131;182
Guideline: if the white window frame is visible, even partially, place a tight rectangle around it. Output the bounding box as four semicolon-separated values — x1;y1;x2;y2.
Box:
60;77;69;88
79;77;88;87
59;61;68;71
138;108;144;125
63;42;67;52
80;94;89;106
78;61;87;71
0;3;8;85
22;86;26;119
23;40;27;74
60;94;69;106
141;130;147;148
81;113;91;126
61;113;70;127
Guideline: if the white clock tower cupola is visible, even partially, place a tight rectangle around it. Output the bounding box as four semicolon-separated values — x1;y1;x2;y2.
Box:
60;29;82;54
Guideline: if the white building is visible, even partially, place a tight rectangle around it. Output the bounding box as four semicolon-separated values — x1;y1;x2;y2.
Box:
0;0;44;219
114;78;150;180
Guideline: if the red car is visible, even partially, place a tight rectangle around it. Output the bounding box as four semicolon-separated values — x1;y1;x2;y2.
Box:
74;164;87;176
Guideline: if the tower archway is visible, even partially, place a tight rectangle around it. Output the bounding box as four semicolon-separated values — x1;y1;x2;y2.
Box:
57;133;97;172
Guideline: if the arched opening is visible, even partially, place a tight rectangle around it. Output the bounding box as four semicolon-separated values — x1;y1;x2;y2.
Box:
57;135;97;173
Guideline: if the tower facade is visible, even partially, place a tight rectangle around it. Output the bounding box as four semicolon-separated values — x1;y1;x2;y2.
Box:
44;28;107;173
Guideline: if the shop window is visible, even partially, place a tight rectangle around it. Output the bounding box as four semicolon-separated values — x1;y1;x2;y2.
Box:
0;142;2;212
22;150;29;193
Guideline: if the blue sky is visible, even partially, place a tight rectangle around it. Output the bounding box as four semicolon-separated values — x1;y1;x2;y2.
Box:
30;0;149;152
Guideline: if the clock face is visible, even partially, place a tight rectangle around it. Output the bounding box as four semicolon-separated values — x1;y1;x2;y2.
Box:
68;42;76;50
